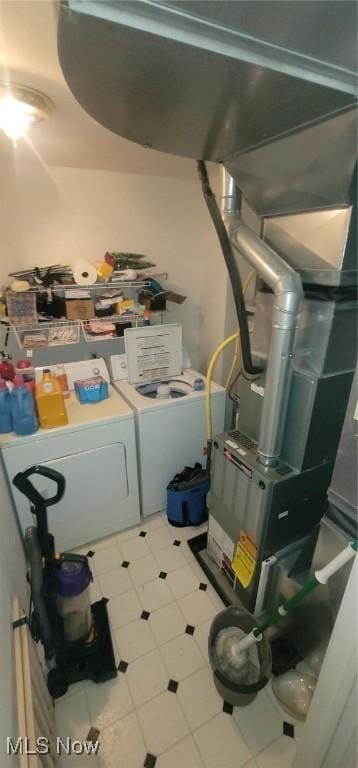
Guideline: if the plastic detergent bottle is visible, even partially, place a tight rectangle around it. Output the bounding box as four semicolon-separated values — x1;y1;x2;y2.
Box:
36;369;68;429
15;359;35;394
0;352;15;382
11;376;38;435
15;358;35;379
56;364;70;398
0;379;13;433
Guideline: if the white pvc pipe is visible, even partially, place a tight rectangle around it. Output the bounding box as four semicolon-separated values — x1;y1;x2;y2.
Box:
315;543;356;584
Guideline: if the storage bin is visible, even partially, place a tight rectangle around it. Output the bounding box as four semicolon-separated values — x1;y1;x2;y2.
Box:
167;469;209;527
74;376;109;403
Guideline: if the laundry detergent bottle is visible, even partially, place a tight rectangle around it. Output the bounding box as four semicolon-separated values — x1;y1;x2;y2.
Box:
0;379;13;433
0;352;15;382
36;369;68;429
11;376;38;435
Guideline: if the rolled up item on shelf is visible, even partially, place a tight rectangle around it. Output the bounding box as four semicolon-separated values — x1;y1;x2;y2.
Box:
72;260;97;285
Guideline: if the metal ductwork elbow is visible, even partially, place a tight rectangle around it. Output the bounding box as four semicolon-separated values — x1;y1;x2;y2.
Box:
222;171;304;467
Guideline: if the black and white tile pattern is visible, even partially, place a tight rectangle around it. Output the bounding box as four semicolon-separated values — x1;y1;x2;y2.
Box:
56;513;299;767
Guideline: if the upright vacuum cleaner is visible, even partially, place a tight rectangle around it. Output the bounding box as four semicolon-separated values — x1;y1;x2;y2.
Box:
13;465;117;699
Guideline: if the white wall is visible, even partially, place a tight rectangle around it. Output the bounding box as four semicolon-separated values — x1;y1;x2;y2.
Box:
294;558;358;768
0;159;232;378
0;458;27;766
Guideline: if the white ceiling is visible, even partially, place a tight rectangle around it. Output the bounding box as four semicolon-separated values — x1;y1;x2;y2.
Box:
0;0;197;177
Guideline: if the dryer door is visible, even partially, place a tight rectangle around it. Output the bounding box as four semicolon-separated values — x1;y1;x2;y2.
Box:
12;443;128;552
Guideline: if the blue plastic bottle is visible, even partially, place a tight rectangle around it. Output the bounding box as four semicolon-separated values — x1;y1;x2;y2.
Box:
0;379;13;433
11;376;38;436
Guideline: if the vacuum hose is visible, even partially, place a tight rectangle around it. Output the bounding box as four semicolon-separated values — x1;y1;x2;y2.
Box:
25;527;54;660
197;161;262;376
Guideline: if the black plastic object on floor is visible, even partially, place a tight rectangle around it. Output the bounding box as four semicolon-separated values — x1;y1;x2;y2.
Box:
187;531;232;606
48;598;117;699
270;634;302;677
166;463;210;527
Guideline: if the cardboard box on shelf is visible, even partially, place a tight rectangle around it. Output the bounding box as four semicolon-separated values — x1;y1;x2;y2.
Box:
65;299;95;320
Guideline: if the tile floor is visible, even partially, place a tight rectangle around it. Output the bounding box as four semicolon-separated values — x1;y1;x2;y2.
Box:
56;513;301;768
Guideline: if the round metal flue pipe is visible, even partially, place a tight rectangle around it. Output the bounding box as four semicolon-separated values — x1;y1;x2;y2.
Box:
222;171;303;466
220;169;242;215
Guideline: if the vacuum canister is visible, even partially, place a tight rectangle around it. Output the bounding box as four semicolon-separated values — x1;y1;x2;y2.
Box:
56;560;92;643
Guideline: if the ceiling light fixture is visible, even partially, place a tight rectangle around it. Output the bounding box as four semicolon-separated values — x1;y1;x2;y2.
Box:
0;84;53;143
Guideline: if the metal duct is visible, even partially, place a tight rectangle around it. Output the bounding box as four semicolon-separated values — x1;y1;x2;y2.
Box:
57;3;357;214
262;202;357;287
226;106;357;217
220;169;241;217
221;170;303;466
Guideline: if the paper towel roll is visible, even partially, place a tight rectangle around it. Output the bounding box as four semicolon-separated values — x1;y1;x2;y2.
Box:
73;260;97;285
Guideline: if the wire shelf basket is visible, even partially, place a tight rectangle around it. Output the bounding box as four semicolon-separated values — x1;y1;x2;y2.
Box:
5;309;166;349
81;313;165;342
13;320;81;350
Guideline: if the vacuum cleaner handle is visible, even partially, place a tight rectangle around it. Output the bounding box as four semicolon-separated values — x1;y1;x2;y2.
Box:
13;465;66;508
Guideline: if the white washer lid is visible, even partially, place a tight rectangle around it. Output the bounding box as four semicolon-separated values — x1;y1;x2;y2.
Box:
124;323;183;385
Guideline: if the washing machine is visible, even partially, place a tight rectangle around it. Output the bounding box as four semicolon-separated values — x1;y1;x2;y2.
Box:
0;359;140;551
110;323;226;518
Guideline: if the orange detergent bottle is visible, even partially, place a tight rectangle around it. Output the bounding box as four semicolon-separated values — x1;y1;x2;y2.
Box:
35;369;68;429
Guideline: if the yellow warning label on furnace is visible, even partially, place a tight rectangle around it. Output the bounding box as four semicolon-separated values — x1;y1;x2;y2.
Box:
231;532;257;588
